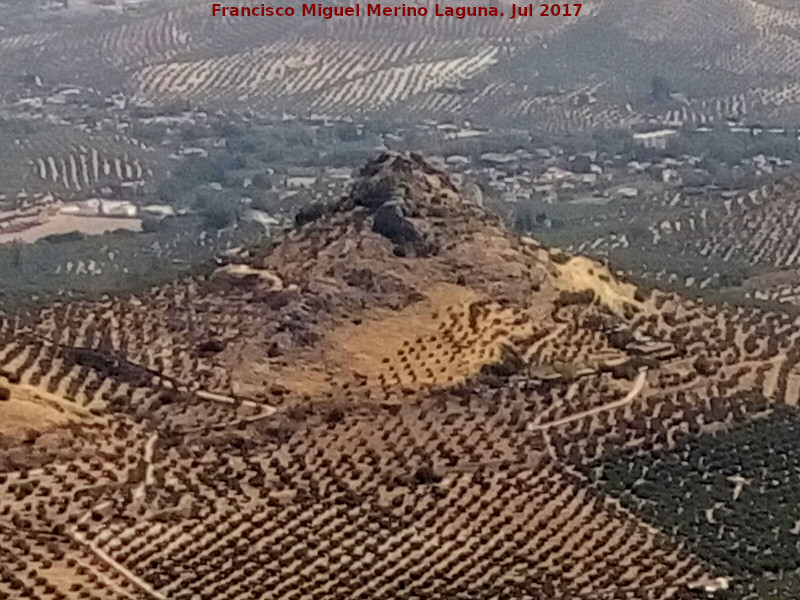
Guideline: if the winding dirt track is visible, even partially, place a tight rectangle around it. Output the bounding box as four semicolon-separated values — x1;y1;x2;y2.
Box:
529;369;647;431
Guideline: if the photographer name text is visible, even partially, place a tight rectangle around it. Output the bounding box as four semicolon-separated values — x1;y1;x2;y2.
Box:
211;3;583;19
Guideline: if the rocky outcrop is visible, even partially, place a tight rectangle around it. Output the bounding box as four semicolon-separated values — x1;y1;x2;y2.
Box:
372;201;438;257
292;152;484;258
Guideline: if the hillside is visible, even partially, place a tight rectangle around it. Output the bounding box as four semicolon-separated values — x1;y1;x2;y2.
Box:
5;153;800;598
1;0;800;128
552;173;800;302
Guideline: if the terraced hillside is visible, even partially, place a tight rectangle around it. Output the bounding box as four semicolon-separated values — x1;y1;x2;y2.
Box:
4;153;800;598
0;121;156;206
1;0;800;128
557;174;800;304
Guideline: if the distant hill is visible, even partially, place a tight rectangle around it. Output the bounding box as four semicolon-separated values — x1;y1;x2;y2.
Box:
1;0;799;128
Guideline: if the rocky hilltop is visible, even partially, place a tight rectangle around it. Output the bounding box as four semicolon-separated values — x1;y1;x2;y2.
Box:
3;154;800;598
217;151;642;403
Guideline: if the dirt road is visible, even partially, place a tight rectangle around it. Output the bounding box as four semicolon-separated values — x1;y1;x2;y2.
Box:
529;369;647;431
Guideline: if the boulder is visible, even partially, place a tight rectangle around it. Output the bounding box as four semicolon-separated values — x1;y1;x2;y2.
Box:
372;202;420;245
372;201;438;257
211;264;284;292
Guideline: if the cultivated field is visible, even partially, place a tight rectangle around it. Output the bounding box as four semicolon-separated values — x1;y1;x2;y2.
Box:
2;154;800;597
1;0;799;128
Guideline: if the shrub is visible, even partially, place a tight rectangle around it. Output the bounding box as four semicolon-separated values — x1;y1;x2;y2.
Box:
200;198;238;230
554;289;596;308
140;217;161;234
251;173;272;190
693;355;718;376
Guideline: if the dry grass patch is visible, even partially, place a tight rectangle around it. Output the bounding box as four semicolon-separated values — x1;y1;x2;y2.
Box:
554;256;641;314
0;382;92;439
273;283;537;396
